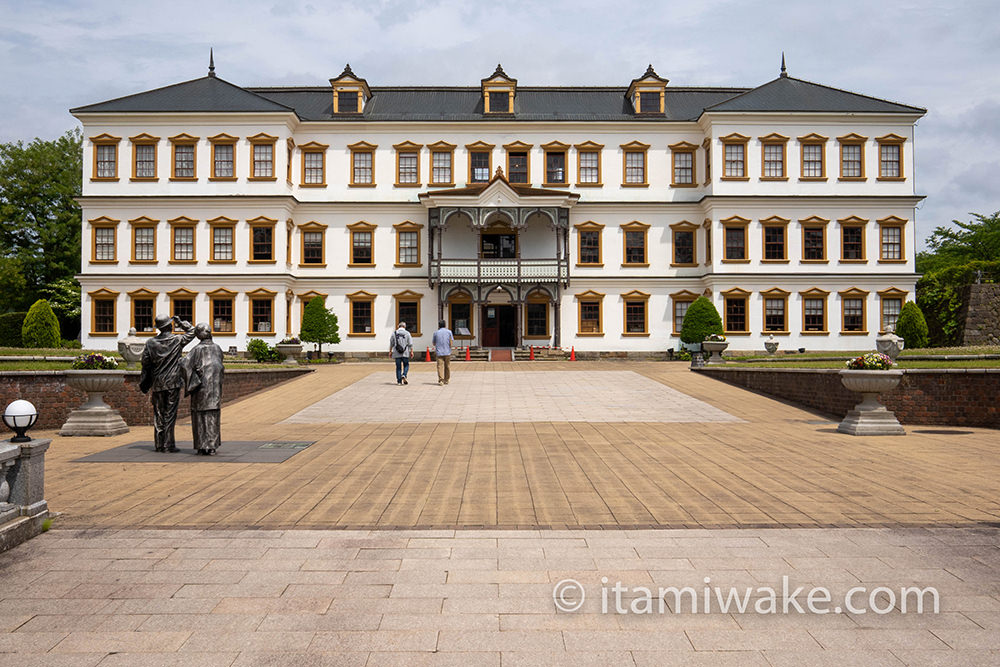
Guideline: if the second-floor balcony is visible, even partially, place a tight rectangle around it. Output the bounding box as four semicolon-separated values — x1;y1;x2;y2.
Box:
430;257;569;285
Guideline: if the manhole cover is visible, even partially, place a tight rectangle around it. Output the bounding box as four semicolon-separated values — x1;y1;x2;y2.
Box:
913;429;974;436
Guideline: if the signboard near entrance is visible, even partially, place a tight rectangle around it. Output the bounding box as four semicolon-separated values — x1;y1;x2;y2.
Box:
457;327;471;337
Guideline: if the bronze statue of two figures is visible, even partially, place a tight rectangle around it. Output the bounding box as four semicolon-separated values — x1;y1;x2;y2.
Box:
139;315;225;455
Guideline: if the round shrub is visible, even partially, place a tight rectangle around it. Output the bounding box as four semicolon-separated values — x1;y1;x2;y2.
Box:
894;301;929;349
679;296;724;344
0;311;27;347
21;299;61;349
246;338;282;363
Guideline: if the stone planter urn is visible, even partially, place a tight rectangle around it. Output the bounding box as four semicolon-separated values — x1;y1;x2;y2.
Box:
275;343;303;364
875;332;905;361
59;371;130;437
702;340;729;365
764;335;779;355
837;370;905;436
117;328;146;369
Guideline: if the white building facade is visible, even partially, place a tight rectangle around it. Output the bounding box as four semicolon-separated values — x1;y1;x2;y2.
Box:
72;63;924;354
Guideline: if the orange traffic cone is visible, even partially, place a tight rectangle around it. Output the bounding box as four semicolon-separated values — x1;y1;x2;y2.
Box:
570;346;576;361
425;346;432;362
465;346;471;361
529;346;535;360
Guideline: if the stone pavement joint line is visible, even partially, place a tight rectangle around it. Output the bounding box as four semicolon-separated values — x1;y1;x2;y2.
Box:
0;527;997;663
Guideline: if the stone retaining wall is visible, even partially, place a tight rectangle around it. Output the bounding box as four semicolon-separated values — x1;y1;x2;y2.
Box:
960;283;1000;346
697;367;1000;428
0;368;312;430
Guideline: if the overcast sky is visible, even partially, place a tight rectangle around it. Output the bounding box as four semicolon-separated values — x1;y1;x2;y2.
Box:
1;0;997;247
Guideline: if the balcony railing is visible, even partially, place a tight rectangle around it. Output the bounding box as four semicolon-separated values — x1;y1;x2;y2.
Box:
430;258;569;285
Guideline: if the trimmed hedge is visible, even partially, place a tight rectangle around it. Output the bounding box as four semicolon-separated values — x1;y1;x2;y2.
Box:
0;311;27;347
894;301;929;349
679;296;724;344
21;300;61;349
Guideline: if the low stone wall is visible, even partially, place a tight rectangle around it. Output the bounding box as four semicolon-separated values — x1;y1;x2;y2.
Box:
697;367;1000;428
960;283;1000;346
0;368;312;431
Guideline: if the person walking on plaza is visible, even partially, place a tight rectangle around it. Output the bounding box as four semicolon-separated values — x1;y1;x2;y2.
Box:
432;319;454;385
139;314;196;452
390;322;413;385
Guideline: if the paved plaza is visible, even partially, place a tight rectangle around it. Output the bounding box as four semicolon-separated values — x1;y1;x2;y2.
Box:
2;361;999;664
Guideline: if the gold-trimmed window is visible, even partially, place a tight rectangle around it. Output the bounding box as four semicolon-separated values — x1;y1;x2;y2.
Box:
299;221;327;267
798;133;827;180
208;133;238;180
622;290;650;337
877;134;906;180
621;221;649;266
838;133;867;180
208;216;237;263
703;137;712;184
330;64;370;114
800;289;830;335
669;141;697;187
348;221;376;266
349;141;377;187
721;288;751;334
169;133;198;180
504;141;532;184
839;288;869;334
878;288;908;333
248;133;277;180
90;216;119;264
91;134;121;181
574;221;603;267
168;288;196;330
299;141;328;187
208;288;237;335
129;133;158;181
297;291;328;327
621;140;649;187
167;216;197;264
88;288;119;336
347;290;377;336
575;141;603;186
394;141;422;187
670;290;699;336
576;290;605;336
838;216;868;262
721;134;750;180
799;216;830;263
759;133;788;180
129;217;158;264
466;141;494;184
393;290;423;336
286;139;295;183
394;221;423;267
428;141;456;187
128;288;159;335
721;216;750;262
447;289;474;339
524;289;551;339
248;288;276;335
541;141;568;186
247;216;277;263
761;287;790;334
761;216;790;262
482;66;516;114
878;216;907;262
670;221;698;267
627;66;667;114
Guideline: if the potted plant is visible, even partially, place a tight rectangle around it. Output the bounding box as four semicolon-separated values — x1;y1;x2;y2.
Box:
701;333;729;365
59;353;129;436
275;336;303;364
837;352;905;436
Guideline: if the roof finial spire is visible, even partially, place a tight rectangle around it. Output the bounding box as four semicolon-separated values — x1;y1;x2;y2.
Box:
780;52;787;78
208;48;216;77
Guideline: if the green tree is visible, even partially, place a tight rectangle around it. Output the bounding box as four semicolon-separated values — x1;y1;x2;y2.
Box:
0;129;82;302
0;257;28;312
917;211;1000;274
21;299;61;349
679;296;724;344
300;296;341;355
893;301;929;349
39;276;82;339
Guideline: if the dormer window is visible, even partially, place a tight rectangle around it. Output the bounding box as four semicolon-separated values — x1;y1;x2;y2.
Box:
482;64;516;115
626;65;667;114
330;64;371;114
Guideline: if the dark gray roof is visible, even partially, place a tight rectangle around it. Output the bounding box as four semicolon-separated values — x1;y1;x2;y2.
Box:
71;75;924;120
70;76;294;114
704;76;925;114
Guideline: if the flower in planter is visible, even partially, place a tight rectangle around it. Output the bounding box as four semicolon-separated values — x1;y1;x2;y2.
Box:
278;337;301;345
845;352;895;370
705;333;727;342
71;353;120;370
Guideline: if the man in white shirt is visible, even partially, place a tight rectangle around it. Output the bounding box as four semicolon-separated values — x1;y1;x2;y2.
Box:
389;322;413;385
431;319;454;386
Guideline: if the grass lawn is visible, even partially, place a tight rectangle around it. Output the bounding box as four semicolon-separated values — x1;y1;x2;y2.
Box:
0;347;122;358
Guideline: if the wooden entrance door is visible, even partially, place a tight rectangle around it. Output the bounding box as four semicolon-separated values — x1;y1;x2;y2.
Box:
482;305;517;347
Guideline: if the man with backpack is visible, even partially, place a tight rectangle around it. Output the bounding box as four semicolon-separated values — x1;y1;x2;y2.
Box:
389;321;413;385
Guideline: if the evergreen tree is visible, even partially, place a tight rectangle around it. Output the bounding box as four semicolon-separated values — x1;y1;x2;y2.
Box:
893;301;929;349
679;296;724;344
21;299;61;348
300;297;340;354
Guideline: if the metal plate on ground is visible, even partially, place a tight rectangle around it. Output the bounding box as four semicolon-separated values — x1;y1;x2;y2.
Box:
73;440;316;464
